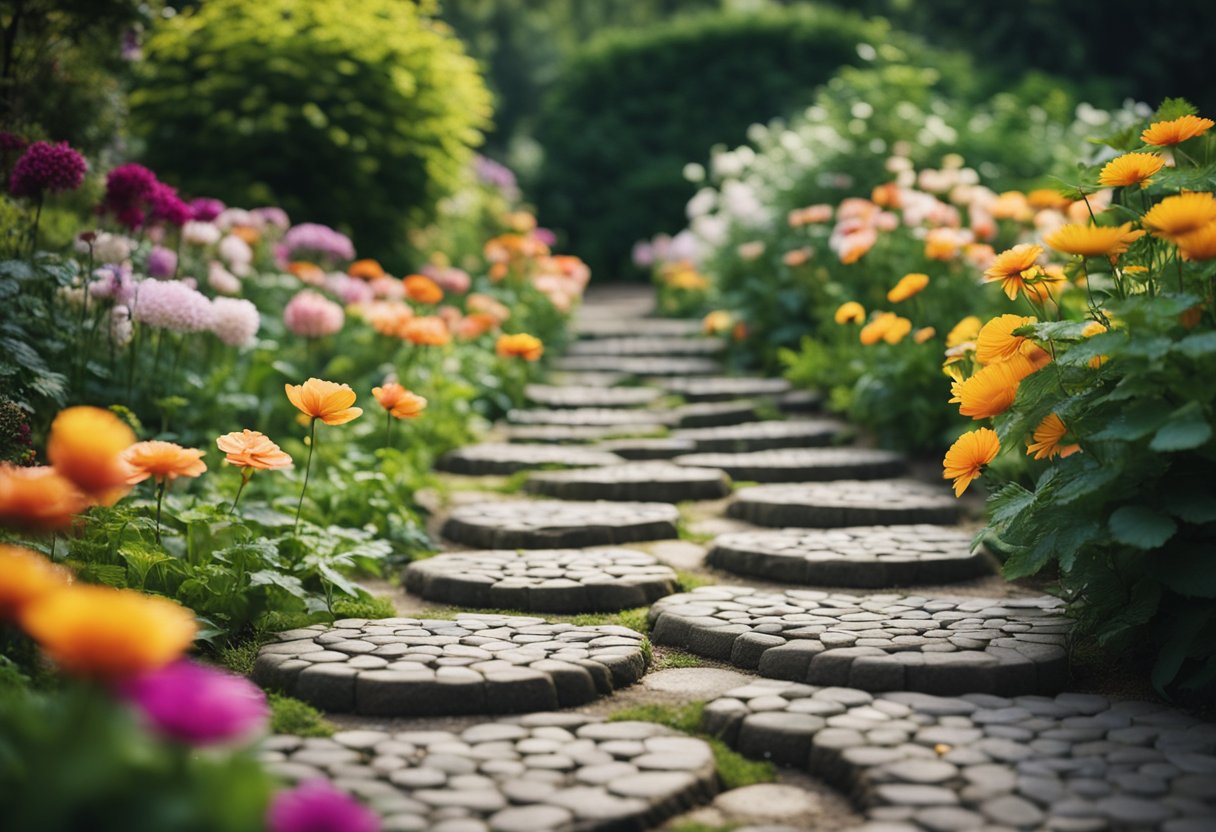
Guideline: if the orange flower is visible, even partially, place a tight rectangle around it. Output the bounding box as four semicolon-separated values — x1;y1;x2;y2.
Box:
925;228;962;261
950;353;1038;420
838;229;877;264
942;428;1000;497
1023;264;1068;305
1082;321;1109;368
1098;153;1165;188
883;316;913;345
1177;222;1216;261
888;273;929;303
1143;192;1216;242
362;301;414;337
287;261;326;285
229;225;260;246
834;302;865;325
47;406;136;496
467;293;511;323
1026;413;1081;461
372;383;428;419
976;314;1037;365
782;247;812;267
946;316;982;348
990;191;1031;222
347;259;387;280
1141;114;1214;146
860;312;897;346
404;274;444;305
216;430;292;471
0;545;72;619
456;312;499;339
21;585;196;679
913;326;936;344
285;378;363;426
732;322;748;341
983;244;1045;300
401;316;451;346
123;441;207;484
0;465;88;530
1027;189;1071;211
1043;222;1144;258
496;333;544;361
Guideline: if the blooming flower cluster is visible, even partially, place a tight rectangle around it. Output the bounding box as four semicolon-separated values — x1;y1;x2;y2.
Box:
133;279;214;333
282;222;356;263
8;140;88;198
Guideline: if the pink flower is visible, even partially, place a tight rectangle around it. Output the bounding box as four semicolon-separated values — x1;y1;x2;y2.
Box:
9;141;87;197
118;660;268;745
133;279;213;332
325;274;374;305
283;223;355;262
210;297;260;347
267;780;380;832
189;197;226;222
369;276;404;300
89;264;136;305
208;261;242;295
147;181;192;227
102;163;158;229
284;290;344;338
253;206;290;229
147;245;177;278
424;265;471;294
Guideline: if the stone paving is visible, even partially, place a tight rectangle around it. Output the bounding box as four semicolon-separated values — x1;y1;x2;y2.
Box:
566;336;725;356
523;461;732;503
597;437;698;460
661;375;793;402
437;443;625;476
671;400;761;428
553;355;721;376
404;548;679;612
443;500;681;548
675;447;907;483
507;407;676;428
503;423;669;444
729;480;960;527
573;317;702;338
524;384;664;409
673;418;851;452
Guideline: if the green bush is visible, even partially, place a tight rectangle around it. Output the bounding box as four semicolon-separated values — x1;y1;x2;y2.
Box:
532;6;885;278
130;0;491;266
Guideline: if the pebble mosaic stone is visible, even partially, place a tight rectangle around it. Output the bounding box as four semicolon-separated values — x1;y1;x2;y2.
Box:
700;681;1216;832
674;448;907;483
443;500;680;549
524;384;664;409
567;336;725;357
648;586;1070;696
503;424;670;444
662;376;792;402
553;355;722;376
705;526;992;587
673;400;761;429
597;437;699;460
523;461;732;503
437;443;626;476
508;407;676;428
729;480;960;527
574;317;703;338
404;548;679;612
673;419;850;453
260;714;718;832
253;615;649;716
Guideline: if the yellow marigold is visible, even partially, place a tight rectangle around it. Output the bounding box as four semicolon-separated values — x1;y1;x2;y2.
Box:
883;316;913;345
975;315;1036;365
942;428;1000;497
20;585;196;679
859;312;896;346
1043;222;1145;258
946;316;982;348
284;379;363;426
834;302;865;325
703;310;732;334
0;544;72;619
1177;222;1216;261
990;191;1031;221
1026;413;1081;461
1027;189;1071;211
983;244;1045;301
950;353;1038;420
496;333;544;361
47;406;135;497
1098;153;1165;188
1141;114;1214;147
913;327;936;344
1142;192;1216;242
888;273;929;303
1024;264;1068;305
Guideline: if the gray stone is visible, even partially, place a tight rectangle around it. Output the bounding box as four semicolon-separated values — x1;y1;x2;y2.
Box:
442;500;679;549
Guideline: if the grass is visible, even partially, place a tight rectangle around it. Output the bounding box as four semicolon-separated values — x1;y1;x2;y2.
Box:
421;604;652;633
652;648;706;670
608;702;776;790
676;522;716;545
669;824;737;832
269;693;335;737
675;569;713;591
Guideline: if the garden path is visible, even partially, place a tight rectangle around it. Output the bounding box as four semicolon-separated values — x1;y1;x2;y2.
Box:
254;286;1216;832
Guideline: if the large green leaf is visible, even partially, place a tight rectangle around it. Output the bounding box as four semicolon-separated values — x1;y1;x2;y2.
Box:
1151;605;1211;694
1155;545;1216;598
1108;505;1177;549
1150;402;1213;451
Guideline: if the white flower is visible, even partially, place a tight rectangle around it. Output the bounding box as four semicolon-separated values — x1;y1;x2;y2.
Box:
218;234;253;275
208;261;241;295
183;221;221;247
92;232;134;264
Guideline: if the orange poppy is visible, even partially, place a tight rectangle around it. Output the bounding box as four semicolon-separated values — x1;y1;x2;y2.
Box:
47;406;135;496
0;544;72;619
284;379;363;426
496;333;544;361
123;441;207;484
0;465;88;531
372;383;428;419
216;430;292;471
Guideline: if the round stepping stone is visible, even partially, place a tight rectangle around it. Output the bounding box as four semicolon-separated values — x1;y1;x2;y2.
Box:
701;682;1216;832
662;376;792;402
525;384;663;409
554;356;721;376
674;419;849;453
598;437;698;460
706;526;992;587
524;462;731;503
729;480;959;527
443;500;680;548
574;317;702;338
508;407;676;428
648;586;1070;696
778;389;823;413
261;713;718;830
437;443;625;476
404;548;679;612
567;336;725;356
253;614;649;715
504;423;669;444
549;371;630;388
674;400;761;428
674;448;907;483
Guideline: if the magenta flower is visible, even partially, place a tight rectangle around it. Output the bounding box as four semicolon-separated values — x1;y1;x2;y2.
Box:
147;245;177;279
147;181;192;227
9;141;88;198
0;131;28;154
268;781;380;832
284;289;344;338
103;163;159;229
282;223;355;262
190;197;226;222
118;660;268;745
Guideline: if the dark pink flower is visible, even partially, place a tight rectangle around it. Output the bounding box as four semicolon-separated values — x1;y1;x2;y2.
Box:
9;141;88;197
190;197;226;222
148;181;192;227
0;132;27;154
267;780;381;832
118;660;268;745
103;163;158;229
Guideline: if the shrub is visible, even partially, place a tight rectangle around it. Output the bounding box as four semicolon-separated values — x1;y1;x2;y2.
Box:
130;0;491;267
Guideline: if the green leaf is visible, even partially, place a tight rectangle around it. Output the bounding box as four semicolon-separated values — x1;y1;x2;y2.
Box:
1174;331;1216;359
248;569;308;599
1150;402;1213;451
1166;490;1216;524
1108;505;1177;549
987;482;1034;526
1151;605;1211;695
1153;97;1197;122
1002;544;1054;580
1156;545;1216;598
1090;401;1169;442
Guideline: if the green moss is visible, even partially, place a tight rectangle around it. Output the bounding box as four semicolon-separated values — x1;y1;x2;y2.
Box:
423;605;652;635
216;637;265;677
669;823;737;832
676;523;716;545
653;649;705;670
675;569;713;591
269;693;335;737
332;595;398;619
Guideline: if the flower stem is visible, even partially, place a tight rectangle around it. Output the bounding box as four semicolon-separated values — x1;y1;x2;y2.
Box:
155;478;168;544
294;418;318;533
230;468;252;514
384;410;393;450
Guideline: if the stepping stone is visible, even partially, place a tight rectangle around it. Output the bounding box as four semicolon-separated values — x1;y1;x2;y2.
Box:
648;586;1070;696
701;682;1216;832
662;376;792;402
574;317;702;338
729;480;959;527
674;419;850;453
508;407;676;428
504;424;670;444
437;443;625;476
261;713;718;830
524;462;731;503
706;526;992;587
674;448;906;483
525;384;663;409
253;615;650;715
443;500;680;549
673;400;761;428
567;336;725;356
554;356;722;376
778;390;823;413
550;371;630;388
598;437;698;460
404;548;679;612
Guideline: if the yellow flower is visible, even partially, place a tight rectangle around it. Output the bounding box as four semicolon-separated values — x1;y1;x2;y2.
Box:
285;379;363;426
983;244;1045;300
1043;223;1144;258
946;316;982;348
883;316;913;344
1027;189;1071;211
1098;153;1165;188
942;428;1000;497
1082;321;1108;368
496;333;544;361
1023;264;1068;305
834;302;865;325
950;353;1038;420
1177;222;1216;261
975;314;1036;365
1142;192;1216;242
859;312;896;345
47;406;136;497
1141;114;1214;147
0;544;72;619
1026;413;1081;461
703;310;732;334
913;327;936;344
888;273;929;303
